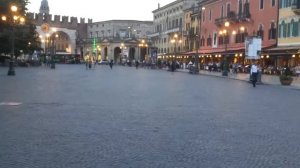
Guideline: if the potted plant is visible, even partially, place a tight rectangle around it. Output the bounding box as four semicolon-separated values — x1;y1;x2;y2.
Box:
279;66;293;86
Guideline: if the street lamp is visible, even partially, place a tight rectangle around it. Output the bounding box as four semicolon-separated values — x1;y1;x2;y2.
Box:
120;43;126;63
170;33;182;72
195;6;206;73
50;31;59;69
39;33;50;62
219;21;231;76
219;22;245;76
1;5;25;76
39;27;58;68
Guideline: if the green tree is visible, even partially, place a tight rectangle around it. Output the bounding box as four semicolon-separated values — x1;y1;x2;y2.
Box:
0;0;41;57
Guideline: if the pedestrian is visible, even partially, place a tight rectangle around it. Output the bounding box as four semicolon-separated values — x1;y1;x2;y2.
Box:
94;59;97;69
109;59;113;69
88;58;92;69
250;62;258;87
171;61;175;72
135;60;139;69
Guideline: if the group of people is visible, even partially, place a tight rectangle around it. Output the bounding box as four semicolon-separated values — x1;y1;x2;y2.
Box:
85;59;114;70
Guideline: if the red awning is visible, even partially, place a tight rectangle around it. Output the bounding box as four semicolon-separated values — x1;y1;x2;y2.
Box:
183;44;275;55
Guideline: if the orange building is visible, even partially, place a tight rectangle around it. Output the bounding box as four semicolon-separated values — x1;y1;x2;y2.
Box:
198;0;278;65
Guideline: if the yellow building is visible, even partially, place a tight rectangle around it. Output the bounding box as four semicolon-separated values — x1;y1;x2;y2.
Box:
275;0;300;68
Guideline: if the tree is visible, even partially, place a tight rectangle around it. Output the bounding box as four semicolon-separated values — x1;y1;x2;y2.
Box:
0;0;41;57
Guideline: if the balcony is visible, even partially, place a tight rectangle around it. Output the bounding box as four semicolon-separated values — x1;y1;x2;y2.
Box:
215;11;238;27
148;32;160;38
215;10;251;27
237;12;251;22
182;30;189;36
291;2;300;15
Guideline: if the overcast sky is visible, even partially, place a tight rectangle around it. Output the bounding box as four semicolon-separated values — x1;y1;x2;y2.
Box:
27;0;175;22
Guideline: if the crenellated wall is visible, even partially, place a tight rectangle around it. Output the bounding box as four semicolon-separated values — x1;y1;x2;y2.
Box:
26;12;92;29
26;12;90;55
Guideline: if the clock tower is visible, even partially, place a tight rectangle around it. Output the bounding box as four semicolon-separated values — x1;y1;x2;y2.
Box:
39;0;50;14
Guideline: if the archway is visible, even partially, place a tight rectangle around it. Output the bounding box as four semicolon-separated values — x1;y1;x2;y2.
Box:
104;47;108;60
114;47;122;64
52;31;71;63
129;47;135;61
54;31;70;53
140;48;147;61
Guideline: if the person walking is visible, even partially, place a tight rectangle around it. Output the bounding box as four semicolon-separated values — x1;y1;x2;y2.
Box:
135;60;139;69
109;59;113;69
250;62;258;87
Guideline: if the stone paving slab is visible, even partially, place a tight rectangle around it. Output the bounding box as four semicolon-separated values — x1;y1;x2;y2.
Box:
0;65;300;168
175;68;300;89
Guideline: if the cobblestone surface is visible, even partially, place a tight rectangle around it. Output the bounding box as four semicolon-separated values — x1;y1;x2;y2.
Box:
0;65;300;168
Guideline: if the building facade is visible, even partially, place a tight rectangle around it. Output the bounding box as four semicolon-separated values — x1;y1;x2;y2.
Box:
86;20;153;63
150;0;199;58
27;0;154;64
28;0;90;59
198;0;278;67
271;0;300;68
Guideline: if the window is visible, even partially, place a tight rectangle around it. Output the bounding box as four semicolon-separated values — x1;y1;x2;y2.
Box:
287;23;291;37
226;3;231;16
282;21;287;38
238;0;243;15
244;0;250;17
207;35;212;46
271;0;276;7
269;22;277;39
218;36;224;45
257;24;264;40
221;5;224;18
291;19;299;37
201;36;205;46
202;11;205;22
285;0;291;7
278;22;282;38
209;9;212;21
260;0;264;9
235;30;243;43
213;32;218;47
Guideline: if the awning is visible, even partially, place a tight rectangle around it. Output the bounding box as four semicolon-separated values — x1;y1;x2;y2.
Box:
183;46;245;55
266;46;300;51
263;46;300;55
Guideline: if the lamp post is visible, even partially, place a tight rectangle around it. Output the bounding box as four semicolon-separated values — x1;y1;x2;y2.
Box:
39;33;50;62
50;31;58;69
170;33;182;72
219;22;245;76
1;5;25;76
219;21;233;76
120;43;127;64
195;6;205;73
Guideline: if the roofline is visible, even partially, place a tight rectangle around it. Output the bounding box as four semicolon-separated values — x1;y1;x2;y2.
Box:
152;0;183;13
91;20;153;24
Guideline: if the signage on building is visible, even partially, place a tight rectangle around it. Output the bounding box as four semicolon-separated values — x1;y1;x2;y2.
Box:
245;37;262;60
